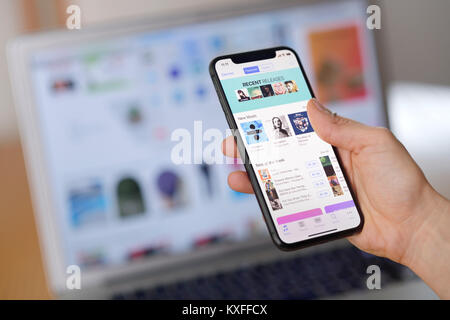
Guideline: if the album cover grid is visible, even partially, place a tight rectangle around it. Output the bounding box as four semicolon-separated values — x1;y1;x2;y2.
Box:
235;80;299;102
239;110;313;146
240;111;310;212
241;111;344;212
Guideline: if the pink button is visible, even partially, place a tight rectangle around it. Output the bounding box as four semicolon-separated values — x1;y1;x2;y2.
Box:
276;208;323;225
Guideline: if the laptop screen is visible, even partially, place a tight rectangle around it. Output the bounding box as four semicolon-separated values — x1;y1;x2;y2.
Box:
28;0;384;272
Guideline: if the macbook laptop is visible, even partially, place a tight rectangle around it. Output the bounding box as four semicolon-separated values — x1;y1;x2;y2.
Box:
8;0;436;299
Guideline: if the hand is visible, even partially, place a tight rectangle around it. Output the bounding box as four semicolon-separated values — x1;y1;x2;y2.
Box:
222;98;450;298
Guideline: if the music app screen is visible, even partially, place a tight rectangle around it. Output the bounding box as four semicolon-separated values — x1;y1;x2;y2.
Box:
215;49;361;243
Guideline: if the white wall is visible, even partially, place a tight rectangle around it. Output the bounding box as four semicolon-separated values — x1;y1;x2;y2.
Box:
0;0;22;143
382;0;450;86
74;0;255;24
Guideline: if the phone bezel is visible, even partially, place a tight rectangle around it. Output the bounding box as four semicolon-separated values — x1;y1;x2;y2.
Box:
209;46;364;251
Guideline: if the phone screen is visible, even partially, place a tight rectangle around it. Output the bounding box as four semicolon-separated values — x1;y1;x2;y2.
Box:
214;48;362;245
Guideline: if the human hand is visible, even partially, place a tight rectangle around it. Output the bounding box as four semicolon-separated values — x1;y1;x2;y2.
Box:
222;98;450;298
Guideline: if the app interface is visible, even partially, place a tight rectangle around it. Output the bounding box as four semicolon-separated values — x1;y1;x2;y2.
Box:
216;49;361;243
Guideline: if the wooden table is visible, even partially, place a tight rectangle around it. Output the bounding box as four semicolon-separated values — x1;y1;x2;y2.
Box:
0;140;52;299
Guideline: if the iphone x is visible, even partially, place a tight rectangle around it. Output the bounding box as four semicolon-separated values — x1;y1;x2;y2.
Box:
209;47;364;250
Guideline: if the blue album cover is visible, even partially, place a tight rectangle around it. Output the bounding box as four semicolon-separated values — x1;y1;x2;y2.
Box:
240;120;269;145
288;111;314;135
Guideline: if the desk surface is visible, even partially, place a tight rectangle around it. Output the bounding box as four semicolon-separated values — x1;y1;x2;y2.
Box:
0;141;52;299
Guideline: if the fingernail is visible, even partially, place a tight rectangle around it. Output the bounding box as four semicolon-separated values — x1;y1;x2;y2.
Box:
311;98;332;114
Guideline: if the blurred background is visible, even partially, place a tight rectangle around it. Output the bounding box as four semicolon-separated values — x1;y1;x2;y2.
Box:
0;0;449;299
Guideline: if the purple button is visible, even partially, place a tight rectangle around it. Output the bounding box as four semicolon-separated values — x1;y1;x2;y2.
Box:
243;66;260;74
324;200;355;213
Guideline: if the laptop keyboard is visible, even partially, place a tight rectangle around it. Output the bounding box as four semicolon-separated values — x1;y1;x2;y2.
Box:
112;246;415;300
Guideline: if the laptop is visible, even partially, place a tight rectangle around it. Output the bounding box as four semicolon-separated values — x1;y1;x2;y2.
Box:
8;0;437;299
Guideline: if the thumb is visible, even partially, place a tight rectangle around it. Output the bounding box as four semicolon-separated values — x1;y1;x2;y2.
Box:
306;98;378;152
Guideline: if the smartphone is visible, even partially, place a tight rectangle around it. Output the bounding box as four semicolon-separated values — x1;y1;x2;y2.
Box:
209;47;364;251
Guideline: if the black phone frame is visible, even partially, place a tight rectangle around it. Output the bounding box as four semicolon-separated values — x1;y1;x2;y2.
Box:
209;46;364;251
